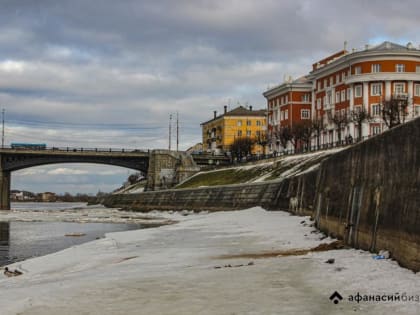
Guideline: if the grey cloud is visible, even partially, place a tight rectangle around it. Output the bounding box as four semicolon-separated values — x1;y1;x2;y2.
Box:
1;0;418;193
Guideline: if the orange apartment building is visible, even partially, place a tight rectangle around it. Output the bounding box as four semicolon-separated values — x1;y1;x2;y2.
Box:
264;41;420;151
263;76;312;152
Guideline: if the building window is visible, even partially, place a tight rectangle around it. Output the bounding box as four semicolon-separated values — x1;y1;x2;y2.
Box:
285;95;288;103
341;90;346;102
415;84;420;96
284;110;288;120
317;81;321;90
327;91;332;105
324;79;328;87
276;98;280;106
396;64;405;72
280;111;284;121
237;130;242;137
329;77;333;86
371;104;381;116
316;99;321;109
394;83;405;94
354;66;362;75
416;65;420;73
246;120;251;126
237;120;242;126
301;109;310;119
336;74;340;84
347;88;351;100
342;72;346;81
335;91;340;103
371;83;382;96
246;130;251;137
301;94;310;102
371;64;381;73
256;120;262;126
371;125;381;135
354;85;362;97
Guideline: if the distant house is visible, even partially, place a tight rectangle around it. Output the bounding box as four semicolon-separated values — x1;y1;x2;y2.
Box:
11;191;24;201
42;192;56;202
11;190;36;201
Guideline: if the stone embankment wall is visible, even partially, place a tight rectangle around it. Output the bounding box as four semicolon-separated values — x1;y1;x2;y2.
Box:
146;150;200;191
104;118;420;271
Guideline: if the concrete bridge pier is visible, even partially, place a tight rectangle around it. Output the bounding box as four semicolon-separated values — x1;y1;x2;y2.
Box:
0;170;10;210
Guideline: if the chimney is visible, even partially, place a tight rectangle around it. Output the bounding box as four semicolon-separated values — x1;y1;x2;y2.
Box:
249;105;253;111
224;105;227;114
213;110;217;119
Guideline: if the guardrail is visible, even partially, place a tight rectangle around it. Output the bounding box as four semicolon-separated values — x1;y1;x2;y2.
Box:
194;135;375;165
0;145;150;154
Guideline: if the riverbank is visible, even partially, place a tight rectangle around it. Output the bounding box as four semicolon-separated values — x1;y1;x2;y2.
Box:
0;207;418;315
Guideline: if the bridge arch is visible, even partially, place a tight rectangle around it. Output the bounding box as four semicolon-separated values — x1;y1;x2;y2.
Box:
0;148;149;209
0;148;199;210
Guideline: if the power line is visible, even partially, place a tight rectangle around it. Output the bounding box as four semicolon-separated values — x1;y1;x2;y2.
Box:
7;118;199;130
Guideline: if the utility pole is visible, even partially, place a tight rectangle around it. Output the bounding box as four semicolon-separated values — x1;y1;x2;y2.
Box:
168;114;172;150
2;109;4;149
176;111;179;151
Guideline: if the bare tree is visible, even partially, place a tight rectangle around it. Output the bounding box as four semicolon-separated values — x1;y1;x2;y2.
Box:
230;137;254;159
380;95;409;129
277;126;293;151
311;116;325;149
291;121;313;152
328;110;349;145
256;130;268;155
350;106;372;142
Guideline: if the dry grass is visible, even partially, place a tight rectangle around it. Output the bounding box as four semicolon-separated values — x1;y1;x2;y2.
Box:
216;240;346;259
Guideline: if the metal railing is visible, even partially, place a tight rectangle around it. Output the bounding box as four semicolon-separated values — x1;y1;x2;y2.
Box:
199;134;376;165
0;145;150;154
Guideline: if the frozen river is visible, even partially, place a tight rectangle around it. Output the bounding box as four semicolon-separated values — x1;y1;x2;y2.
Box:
0;202;174;266
0;207;419;314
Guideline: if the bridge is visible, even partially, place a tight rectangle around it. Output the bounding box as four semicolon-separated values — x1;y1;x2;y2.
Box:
0;147;199;210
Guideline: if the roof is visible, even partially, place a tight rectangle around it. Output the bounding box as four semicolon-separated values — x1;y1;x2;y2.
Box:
312;50;348;71
201;106;266;125
263;75;312;98
225;106;266;117
370;41;409;51
309;41;420;76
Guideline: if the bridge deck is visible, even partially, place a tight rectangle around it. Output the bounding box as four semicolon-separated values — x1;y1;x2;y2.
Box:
0;147;149;157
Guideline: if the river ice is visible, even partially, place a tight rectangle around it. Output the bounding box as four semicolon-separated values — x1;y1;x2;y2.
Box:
0;207;419;314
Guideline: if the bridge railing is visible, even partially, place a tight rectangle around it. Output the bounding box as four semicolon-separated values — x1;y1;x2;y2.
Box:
0;145;150;154
192;135;376;165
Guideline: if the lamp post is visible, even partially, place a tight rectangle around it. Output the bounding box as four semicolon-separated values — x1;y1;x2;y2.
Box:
2;109;4;149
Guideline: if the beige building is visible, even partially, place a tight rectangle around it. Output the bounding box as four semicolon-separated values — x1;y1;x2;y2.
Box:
41;192;56;202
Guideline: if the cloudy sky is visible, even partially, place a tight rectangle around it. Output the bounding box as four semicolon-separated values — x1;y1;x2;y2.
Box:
2;0;419;194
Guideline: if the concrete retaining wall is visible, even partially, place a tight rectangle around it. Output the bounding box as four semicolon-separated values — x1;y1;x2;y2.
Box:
104;118;420;271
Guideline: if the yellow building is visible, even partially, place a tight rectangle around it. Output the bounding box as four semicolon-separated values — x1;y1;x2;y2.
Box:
201;105;267;155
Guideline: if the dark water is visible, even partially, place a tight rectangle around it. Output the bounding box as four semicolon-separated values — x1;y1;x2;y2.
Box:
0;203;142;266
